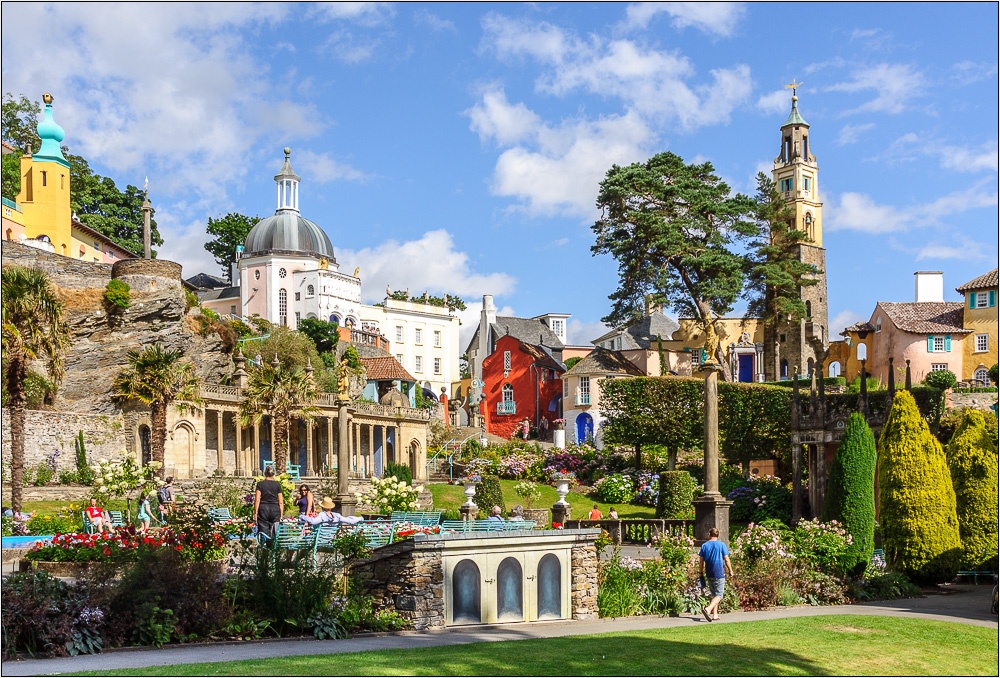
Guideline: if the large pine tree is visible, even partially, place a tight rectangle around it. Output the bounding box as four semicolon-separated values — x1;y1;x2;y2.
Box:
946;409;999;570
877;391;962;584
821;411;876;575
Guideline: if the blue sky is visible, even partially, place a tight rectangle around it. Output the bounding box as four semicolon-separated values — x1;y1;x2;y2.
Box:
3;2;997;347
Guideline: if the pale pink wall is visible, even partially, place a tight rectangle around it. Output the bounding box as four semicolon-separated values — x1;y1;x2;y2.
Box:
868;307;962;385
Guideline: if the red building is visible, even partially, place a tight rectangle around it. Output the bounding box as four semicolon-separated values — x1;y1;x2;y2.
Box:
482;334;565;439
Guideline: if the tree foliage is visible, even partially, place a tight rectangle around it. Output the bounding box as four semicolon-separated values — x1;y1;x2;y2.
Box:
820;412;876;575
656;470;695;519
1;266;69;512
238;363;318;470
297;317;340;355
877;390;962;584
110;344;202;479
1;93;161;254
591;152;757;378
204;212;259;283
946;409;999;570
923;369;957;391
386;289;466;311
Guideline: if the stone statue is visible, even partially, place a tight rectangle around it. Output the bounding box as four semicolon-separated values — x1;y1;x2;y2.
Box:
386;284;391;297
703;319;720;366
337;358;350;399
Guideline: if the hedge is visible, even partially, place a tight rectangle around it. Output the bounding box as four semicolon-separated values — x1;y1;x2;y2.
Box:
946;409;1000;570
474;474;505;518
656;470;695;519
821;412;876;575
877;391;962;585
763;376;847;388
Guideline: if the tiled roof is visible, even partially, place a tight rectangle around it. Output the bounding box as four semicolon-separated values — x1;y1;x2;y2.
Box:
199;286;240;301
564;347;644;377
955;268;998;292
842;321;875;334
466;315;563;354
186;272;230;290
593;311;679;349
878;302;971;334
519;342;566;373
361;356;415;382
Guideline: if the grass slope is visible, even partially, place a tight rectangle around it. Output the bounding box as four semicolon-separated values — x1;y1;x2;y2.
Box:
426;480;657;518
78;615;997;676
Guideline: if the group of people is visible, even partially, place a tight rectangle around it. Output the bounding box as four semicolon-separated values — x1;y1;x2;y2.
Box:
251;466;361;540
81;476;175;535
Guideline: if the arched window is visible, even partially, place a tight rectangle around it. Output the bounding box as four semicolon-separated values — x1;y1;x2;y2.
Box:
974;367;990;385
781;359;789;379
828;361;842;378
807;357;815;375
278;289;288;326
330;313;341;325
502;383;514;403
307;284;314;296
804;212;814;241
805;300;812;319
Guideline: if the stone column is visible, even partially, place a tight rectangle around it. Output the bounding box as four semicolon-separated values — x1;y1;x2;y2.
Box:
368;423;376;476
335;402;356;516
791;441;803;523
303;418;313;477
252;422;260;475
327;416;335;474
235;421;243;476
216;410;224;472
693;363;733;543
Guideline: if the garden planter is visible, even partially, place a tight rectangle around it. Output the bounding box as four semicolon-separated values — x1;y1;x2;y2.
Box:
554;481;571;506
552;429;566;449
462;482;479;508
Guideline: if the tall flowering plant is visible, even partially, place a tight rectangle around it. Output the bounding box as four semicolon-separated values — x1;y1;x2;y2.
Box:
355;475;419;514
734;522;790;563
786;518;854;571
92;456;162;505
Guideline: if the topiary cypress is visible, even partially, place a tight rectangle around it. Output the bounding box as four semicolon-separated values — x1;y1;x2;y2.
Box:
821;412;876;575
877;391;962;585
656;470;696;518
474;474;505;518
946;409;999;570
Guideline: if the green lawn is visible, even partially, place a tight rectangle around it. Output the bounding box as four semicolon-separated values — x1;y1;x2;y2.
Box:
77;616;998;676
425;480;656;519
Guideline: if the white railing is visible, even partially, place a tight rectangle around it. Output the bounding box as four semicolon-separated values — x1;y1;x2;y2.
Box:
496;401;516;415
574;393;591;406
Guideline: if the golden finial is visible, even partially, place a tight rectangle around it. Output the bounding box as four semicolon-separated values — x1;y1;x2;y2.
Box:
785;80;803;100
42;92;53;105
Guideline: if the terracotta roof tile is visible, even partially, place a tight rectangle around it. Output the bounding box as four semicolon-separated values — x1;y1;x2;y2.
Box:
877;302;971;334
955;268;998;293
519;342;566;372
564;347;644;376
361;356;415;382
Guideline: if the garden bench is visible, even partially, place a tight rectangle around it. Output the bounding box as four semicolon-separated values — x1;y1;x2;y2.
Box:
83;510;126;534
441;519;507;533
262;460;302;482
956;570;997;585
502;520;535;531
207;507;234;524
871;548;885;565
389;511;442;526
337;521;396;548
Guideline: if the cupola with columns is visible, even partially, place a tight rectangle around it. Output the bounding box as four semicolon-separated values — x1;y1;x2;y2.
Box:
772;82;823;247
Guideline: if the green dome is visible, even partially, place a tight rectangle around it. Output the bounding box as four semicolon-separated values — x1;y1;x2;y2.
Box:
34;94;69;168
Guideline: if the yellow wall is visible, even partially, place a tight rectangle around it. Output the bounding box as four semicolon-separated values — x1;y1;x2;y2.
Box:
666;317;761;377
16;155;72;256
961;292;998;381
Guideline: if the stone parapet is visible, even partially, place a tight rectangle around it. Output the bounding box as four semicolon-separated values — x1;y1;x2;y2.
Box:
112;258;183;292
1;239;112;289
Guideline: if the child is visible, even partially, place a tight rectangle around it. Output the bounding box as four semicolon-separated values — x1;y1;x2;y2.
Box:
136;492;152;533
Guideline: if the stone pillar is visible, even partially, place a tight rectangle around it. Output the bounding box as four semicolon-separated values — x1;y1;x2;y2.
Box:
335;403;356;516
693;363;732;543
252;422;260;474
368;423;376;476
235;421;243;476
551;503;571;526
327;416;335;473
216;410;224;472
303;419;313;477
791;442;803;523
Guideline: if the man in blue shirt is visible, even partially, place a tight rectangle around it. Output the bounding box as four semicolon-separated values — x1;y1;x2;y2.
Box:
698;527;734;622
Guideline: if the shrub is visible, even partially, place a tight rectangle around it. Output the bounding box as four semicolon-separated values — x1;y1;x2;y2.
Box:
923;369;957;390
821;412;876;574
597;550;644;617
384;462;412;485
946;409;1000;570
730;558;785;610
877;390;962;585
474;475;504;517
184;289;199;311
27;509;80;536
726;475;792;524
633;471;659;506
937;406;1000;446
734;521;789;563
75;432;95;486
1;571;102;658
785;519;854;573
513;481;542;509
656;470;695;518
58;470;79;485
847;571;921;602
32;460;55;486
593;473;634;504
103;279;131;310
355;475;419;514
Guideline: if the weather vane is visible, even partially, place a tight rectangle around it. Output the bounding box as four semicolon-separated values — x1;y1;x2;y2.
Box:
785;80;803;97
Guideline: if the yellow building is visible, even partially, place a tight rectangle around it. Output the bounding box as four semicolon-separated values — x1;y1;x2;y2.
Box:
7;93;137;262
666;317;763;382
955;269;998;384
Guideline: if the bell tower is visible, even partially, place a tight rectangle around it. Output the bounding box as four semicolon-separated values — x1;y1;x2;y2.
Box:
765;83;829;381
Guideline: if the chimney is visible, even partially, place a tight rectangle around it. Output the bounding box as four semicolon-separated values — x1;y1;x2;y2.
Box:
914;271;944;303
644;294;662;316
476;294;498;381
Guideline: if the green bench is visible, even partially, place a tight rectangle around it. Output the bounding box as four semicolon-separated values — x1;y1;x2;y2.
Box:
207;507;234;524
262;461;302;482
390;511;442;526
956;570;997;585
441;519;535;533
82;510;126;534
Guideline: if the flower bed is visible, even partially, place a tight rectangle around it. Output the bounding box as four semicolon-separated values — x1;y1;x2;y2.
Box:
26;525;227;564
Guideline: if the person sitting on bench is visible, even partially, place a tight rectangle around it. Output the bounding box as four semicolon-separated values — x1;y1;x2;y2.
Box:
300;496;362;526
85;498;110;533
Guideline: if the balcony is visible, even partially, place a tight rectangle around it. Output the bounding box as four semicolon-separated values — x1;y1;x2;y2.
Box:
574;393;591;406
496;401;517;415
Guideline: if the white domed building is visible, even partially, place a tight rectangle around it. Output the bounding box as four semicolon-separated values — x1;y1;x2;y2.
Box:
236;149;362;328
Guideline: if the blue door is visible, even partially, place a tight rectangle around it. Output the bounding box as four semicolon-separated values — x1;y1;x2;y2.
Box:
738;353;754;382
576;413;594;444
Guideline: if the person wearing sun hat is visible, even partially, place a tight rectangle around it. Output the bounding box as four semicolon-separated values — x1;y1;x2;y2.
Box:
301;496;362;526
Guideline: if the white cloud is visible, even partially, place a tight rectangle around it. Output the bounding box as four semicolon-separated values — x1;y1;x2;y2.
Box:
567;319;610;345
836;123;875;146
624;2;746;37
339;230;517;305
914;242;983;261
952;61;999;86
881;134;998;173
757;90;789;115
826;63;924;115
414;9;457;33
308;2;395;26
825;179;998;234
830;309;864;336
295;150;371;184
321;29;382;63
467;85;542;146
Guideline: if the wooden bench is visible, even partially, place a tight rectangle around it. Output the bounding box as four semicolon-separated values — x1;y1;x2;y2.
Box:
207;507;234;524
390;511;442;526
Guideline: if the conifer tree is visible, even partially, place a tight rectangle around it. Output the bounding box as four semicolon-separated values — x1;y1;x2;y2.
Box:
877;391;962;584
821;412;876;574
946;409;999;570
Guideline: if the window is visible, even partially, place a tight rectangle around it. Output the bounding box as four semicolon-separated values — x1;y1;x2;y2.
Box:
307;284;314;296
928;335;952;353
278;268;287;279
579;376;590;395
551;319;564;336
562;379;568;398
278;289;288;326
395;326;404;343
254;270;260;280
294;312;301;328
433;330;442;347
41;170;47;186
396;354;404;364
295;292;300;301
973;291;993;308
976;334;989;352
931;363;949;372
802;177;812;192
691;349;702;368
503;350;511;371
230;305;237;315
502;383;514;403
875;316;882;333
576;376;591;406
414;328;423;345
415;356;423;373
433;357;442;374
974;367;990;384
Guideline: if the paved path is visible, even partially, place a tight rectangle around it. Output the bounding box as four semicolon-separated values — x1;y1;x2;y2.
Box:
3;584;995;676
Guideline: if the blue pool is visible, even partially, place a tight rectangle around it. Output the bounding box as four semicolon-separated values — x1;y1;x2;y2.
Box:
2;535;54;549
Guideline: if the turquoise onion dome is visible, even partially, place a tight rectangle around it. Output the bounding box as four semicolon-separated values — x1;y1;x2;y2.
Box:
34;93;69;167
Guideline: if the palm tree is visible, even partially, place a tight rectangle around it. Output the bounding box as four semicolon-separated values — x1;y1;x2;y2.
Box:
111;344;202;478
238;359;317;471
2;267;69;513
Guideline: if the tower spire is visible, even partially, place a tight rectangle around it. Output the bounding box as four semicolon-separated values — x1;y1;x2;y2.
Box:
274;147;301;214
34;92;70;168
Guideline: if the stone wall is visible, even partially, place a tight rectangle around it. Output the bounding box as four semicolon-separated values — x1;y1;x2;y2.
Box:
947;391;999;412
1;409;129;470
112;258;183;291
351;540;446;630
570;538;600;620
1;240;111;289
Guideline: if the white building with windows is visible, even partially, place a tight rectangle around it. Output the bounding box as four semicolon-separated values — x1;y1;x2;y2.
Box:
235;148;362;329
360;295;461;397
